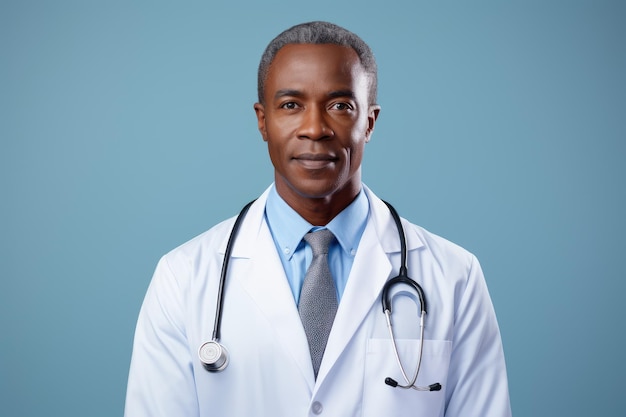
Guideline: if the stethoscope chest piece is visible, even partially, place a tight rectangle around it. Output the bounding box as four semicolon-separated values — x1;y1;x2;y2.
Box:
199;341;229;372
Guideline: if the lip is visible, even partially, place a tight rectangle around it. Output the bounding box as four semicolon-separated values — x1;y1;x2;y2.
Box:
293;153;338;169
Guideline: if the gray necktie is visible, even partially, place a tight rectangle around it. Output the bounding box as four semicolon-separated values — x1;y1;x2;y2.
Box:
298;229;338;379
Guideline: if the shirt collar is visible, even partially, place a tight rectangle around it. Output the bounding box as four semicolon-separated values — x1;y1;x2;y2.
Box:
265;184;369;260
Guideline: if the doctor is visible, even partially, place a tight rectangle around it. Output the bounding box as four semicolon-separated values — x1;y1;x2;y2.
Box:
125;21;511;416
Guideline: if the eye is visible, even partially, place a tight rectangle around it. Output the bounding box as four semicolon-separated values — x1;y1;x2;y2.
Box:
331;102;353;111
280;101;299;110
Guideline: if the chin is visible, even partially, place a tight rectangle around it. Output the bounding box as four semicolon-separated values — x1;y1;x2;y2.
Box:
293;184;337;200
294;178;356;201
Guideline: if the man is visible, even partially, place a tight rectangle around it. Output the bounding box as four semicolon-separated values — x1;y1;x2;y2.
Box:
125;21;511;416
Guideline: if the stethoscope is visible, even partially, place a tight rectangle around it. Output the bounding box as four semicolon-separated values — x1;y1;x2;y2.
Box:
198;199;441;392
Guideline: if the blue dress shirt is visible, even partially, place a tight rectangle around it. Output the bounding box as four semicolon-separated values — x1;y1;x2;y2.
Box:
264;185;369;303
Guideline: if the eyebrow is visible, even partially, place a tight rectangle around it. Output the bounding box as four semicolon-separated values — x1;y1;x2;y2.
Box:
327;90;356;100
274;89;303;100
273;89;356;100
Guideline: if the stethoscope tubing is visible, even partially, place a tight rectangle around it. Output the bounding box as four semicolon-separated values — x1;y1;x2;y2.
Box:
380;201;438;391
202;197;441;391
211;200;255;342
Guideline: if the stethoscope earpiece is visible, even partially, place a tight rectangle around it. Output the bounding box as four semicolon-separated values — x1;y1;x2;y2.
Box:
386;377;442;391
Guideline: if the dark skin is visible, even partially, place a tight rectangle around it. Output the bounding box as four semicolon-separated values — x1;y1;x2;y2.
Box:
254;44;380;225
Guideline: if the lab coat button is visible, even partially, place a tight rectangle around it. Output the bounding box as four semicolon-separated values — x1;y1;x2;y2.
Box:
311;401;323;414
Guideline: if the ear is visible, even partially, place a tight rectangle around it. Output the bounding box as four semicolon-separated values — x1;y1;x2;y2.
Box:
253;103;268;142
365;105;381;143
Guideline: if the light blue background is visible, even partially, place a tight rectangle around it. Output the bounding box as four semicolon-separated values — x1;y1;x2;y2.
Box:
1;1;624;416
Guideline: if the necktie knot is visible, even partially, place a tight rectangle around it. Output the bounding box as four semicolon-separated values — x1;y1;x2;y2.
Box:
304;229;335;256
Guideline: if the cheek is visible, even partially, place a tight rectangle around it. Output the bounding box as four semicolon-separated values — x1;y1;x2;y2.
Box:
266;140;283;164
348;144;365;168
347;132;367;161
264;122;288;153
350;118;371;162
266;114;299;136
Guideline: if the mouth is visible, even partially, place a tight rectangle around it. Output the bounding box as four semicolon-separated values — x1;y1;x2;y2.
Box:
293;153;338;169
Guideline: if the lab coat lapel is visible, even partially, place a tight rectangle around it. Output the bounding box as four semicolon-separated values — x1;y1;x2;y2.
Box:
316;221;391;384
316;189;411;384
227;192;315;392
318;186;423;386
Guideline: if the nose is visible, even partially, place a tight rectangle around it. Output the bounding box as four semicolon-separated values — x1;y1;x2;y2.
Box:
297;106;334;140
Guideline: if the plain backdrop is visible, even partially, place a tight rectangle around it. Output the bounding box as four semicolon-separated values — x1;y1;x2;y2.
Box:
1;1;624;416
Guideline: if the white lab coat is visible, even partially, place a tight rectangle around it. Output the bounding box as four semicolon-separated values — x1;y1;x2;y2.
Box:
125;185;511;417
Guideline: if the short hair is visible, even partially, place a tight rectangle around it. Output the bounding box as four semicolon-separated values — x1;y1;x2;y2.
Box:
257;21;378;105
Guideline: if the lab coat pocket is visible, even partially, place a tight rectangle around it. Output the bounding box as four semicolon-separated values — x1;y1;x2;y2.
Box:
363;338;451;417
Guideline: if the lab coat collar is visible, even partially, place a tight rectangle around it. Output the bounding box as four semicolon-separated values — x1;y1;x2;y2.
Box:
219;184;425;257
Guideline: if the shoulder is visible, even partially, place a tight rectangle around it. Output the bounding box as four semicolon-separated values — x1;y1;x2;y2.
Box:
411;222;475;265
162;215;237;266
364;186;478;275
366;186;475;259
401;221;489;319
408;222;481;289
159;191;270;270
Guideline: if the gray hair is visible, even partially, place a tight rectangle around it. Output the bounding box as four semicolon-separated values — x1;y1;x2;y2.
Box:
257;21;378;105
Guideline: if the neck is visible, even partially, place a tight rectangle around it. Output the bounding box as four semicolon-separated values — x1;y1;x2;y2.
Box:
275;182;361;226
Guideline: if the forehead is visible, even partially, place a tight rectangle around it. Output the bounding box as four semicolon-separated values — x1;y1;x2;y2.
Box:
264;43;369;98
